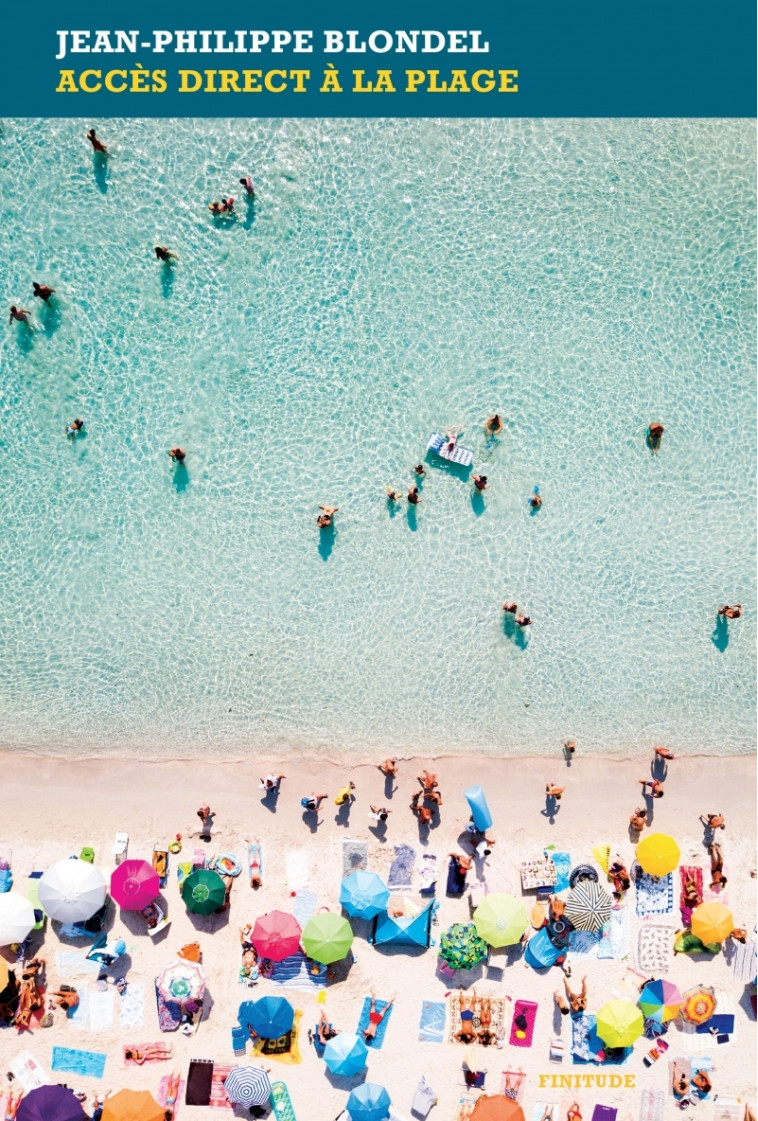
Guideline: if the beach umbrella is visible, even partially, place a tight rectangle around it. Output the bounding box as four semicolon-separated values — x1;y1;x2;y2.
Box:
110;859;160;911
157;958;207;1001
346;1082;391;1121
180;868;226;914
439;922;489;970
339;870;391;920
323;1031;369;1076
565;880;613;933
680;984;717;1024
638;979;682;1024
473;893;528;948
102;1089;164;1121
17;1085;86;1121
691;901;734;945
470;1096;525;1121
250;910;302;962
38;859;107;923
223;1065;272;1107
0;891;36;945
635;833;681;877
301;912;354;964
241;994;294;1038
595;1000;644;1048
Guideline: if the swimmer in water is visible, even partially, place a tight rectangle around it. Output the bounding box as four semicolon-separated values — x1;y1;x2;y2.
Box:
484;413;504;437
168;447;186;463
66;419;84;438
385;487;402;501
718;604;742;619
407;486;421;505
502;601;518;614
86;128;108;153
155;246;179;262
473;475;489;491
32;282;55;301
414;464;425;477
528;488;542;509
9;305;31;324
647;422;664;452
317;504;339;528
239;176;255;198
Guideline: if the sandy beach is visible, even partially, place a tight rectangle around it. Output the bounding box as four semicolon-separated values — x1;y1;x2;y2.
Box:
0;751;755;1120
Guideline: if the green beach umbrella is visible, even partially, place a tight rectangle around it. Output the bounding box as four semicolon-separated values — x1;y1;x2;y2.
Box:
301;912;354;964
181;868;226;915
596;1000;644;1048
439;922;488;970
473;894;528;948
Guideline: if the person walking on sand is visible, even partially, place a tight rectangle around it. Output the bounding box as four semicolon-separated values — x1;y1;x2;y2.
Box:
259;774;285;792
379;758;398;776
369;805;391;823
546;782;565;800
630;807;647;832
639;778;664;798
301;792;327;812
87;128;108;153
654;746;675;760
334;781;355;806
410;792;432;825
417;769;438;792
362;991;395;1042
563;739;576;756
564;975;588;1013
700;812;725;831
317;504;338;527
196;805;214;840
718;604;742;619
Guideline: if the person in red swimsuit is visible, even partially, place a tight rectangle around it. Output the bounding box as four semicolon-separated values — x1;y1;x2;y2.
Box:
362;991;395;1042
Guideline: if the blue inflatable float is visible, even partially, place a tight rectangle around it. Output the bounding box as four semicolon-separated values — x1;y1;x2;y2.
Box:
464;784;493;832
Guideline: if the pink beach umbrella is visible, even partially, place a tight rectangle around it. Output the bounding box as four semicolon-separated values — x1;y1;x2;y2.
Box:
110;860;160;911
251;910;302;962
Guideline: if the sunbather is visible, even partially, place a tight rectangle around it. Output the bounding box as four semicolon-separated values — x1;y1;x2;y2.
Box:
700;812;725;831
362;991;395;1042
503;1072;522;1102
566;1104;582;1121
554;989;570;1016
539;1108;554;1121
164;1072;181;1120
317;1008;339;1044
476;994;493;1028
682;878;702;909
454;991;477;1042
672;1062;689;1097
730;927;747;943
477;1027;497;1045
549;895;566;921
140;902;164;930
14;957;44;1029
609;858;631;896
449;851;474;874
708;842;727;888
50;985;80;1011
564;975;587;1013
124;1043;174;1063
692;1068;712;1095
4;1091;22;1119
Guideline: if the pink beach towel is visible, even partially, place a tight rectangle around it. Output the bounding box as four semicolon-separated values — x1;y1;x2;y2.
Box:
679;866;703;925
509;1000;537;1047
158;1075;185;1117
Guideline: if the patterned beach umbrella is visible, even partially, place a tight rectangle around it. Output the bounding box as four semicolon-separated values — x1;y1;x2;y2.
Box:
102;1089;165;1121
347;1082;391;1121
157;958;207;1001
17;1086;86;1121
223;1065;272;1107
241;994;295;1038
691;902;734;945
680;984;717;1024
635;833;681;877
301;912;354;964
565;881;613;933
324;1031;369;1076
595;1000;644;1047
638;979;683;1024
340;870;391;920
180;868;226;914
110;860;160;911
439;922;488;970
0;891;36;946
473;894;528;947
251;910;302;962
38;859;107;923
470;1097;525;1121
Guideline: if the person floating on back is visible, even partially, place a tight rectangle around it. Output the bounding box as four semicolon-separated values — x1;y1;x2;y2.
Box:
317;504;338;528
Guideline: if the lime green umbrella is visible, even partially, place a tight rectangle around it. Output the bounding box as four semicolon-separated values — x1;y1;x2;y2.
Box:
301;912;354;964
596;1000;644;1048
473;894;528;948
181;868;226;915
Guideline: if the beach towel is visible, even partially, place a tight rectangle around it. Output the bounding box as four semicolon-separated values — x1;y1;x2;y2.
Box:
155;982;182;1032
419;854;438;895
446;857;467;896
209;1063;235;1109
342;839;369;876
681;990;735;1052
123;1042;172;1065
253;1009;303;1064
176;861;192;887
418;1000;446;1043
501;1072;526;1102
186;1059;214;1106
611;966;649;1002
571;1015;598;1062
87;988;114;1031
729;938;757;983
158;1075;185;1117
598;905;630;959
669;1059;692;1099
569;929;601;958
8;1052;48;1092
119;983;145;1028
552;852;572;892
679;866;704;926
285;851;309;891
357;996;394;1047
291;888;318;927
56;951;100;977
636;925;674;974
388;844;416;890
58;922;92;939
532;1104;559;1121
447;993;508;1044
711;1099;743;1121
591;1108;616;1121
639;1090;664;1121
269;950;327;992
51;1047;107;1079
509;1000;537;1047
634;869;674;916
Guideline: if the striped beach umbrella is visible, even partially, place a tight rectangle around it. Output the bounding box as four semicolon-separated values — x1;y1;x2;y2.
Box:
565;881;613;932
157;958;207;1001
691;902;734;945
347;1082;391;1121
635;833;681;877
638;979;682;1024
324;1031;369;1076
595;1000;644;1047
38;859;107;923
223;1065;272;1107
680;984;717;1025
473;894;528;947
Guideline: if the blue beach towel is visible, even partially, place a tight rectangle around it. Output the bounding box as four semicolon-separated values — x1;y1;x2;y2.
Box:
51;1047;107;1079
552;852;571;892
418;1000;446;1043
357;997;394;1047
388;844;415;889
291;889;318;927
598;905;630;959
634;869;674;916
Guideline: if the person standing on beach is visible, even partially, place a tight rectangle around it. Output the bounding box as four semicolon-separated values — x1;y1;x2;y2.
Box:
546;782;565;800
259;774;285;792
301;792;327;812
640;778;664;798
196;805;214;840
379;758;398;776
630;807;647;833
369;805;391;823
700;812;725;831
410;792;433;825
563;739;576;756
654;746;675;760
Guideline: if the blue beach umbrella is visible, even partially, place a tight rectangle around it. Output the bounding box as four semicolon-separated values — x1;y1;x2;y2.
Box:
240;995;294;1039
323;1031;369;1076
339;870;390;919
347;1083;391;1121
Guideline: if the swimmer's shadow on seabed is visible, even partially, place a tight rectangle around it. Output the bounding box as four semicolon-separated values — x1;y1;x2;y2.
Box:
12;321;35;354
160;259;177;299
318;524;336;560
502;612;528;650
471;489;486;518
711;613;729;652
39;300;62;338
92;151;109;195
171;463;189;493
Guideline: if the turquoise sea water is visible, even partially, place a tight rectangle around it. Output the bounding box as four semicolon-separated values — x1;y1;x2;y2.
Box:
0;118;755;758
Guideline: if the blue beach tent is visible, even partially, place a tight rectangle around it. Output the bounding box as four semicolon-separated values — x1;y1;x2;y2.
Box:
525;925;563;970
369;902;436;948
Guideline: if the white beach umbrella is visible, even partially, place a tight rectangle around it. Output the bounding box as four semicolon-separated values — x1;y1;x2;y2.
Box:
0;891;36;946
38;859;107;922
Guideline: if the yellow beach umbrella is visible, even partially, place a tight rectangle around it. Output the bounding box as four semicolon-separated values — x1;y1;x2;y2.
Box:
691;901;734;945
635;833;680;877
595;1000;644;1048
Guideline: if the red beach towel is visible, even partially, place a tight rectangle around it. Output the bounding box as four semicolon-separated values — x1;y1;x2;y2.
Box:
509;1000;537;1047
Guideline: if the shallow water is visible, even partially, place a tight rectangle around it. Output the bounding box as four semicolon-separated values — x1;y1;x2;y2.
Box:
0;118;755;758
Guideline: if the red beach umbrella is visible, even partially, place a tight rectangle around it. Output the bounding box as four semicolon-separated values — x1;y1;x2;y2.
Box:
110;860;160;911
251;910;302;962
